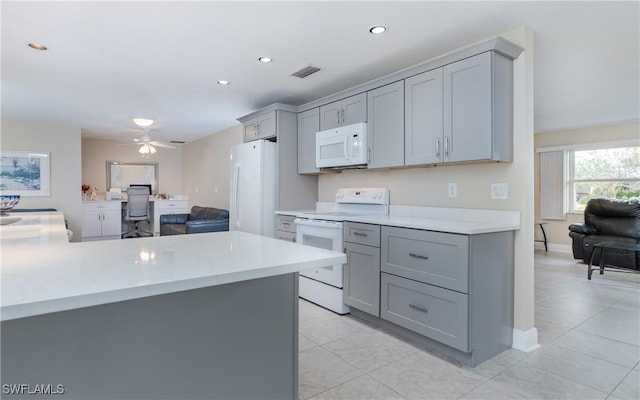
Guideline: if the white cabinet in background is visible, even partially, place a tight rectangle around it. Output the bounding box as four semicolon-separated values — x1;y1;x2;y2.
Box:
81;201;122;241
153;200;189;234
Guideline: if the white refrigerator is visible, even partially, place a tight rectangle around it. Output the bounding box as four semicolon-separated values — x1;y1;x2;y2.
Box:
229;140;277;237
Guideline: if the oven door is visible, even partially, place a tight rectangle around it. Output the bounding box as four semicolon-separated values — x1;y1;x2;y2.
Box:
295;218;344;288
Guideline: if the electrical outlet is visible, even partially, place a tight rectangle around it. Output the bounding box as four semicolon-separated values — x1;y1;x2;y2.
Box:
448;183;457;198
491;183;508;199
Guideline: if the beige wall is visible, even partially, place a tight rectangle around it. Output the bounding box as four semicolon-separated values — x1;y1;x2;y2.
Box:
181;125;243;209
534;120;640;251
82;139;183;196
1;120;82;240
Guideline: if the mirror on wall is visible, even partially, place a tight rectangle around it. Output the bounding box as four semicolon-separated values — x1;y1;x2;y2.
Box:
106;161;158;194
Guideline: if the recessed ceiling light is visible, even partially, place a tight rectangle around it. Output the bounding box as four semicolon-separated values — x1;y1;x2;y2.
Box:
258;57;273;63
132;118;154;127
28;43;48;50
369;26;387;34
218;80;230;85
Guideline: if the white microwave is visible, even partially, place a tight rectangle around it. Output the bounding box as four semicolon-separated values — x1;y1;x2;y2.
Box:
316;122;368;168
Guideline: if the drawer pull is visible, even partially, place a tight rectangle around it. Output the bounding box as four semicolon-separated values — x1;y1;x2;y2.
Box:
409;304;428;313
281;222;291;226
409;253;429;260
353;232;368;237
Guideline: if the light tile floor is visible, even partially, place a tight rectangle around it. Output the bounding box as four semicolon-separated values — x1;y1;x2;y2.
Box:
298;251;640;400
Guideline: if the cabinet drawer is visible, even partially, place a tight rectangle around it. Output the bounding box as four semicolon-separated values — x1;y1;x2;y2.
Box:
276;231;296;242
344;222;380;247
381;273;468;351
381;226;469;293
276;215;296;233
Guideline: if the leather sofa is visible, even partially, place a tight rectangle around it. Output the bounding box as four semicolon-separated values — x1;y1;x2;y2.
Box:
568;198;640;270
160;206;229;236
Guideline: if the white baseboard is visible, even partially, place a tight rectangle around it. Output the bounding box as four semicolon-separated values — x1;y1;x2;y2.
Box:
535;242;572;254
512;328;541;352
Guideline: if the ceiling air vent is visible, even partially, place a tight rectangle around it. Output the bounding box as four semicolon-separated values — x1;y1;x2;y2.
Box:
291;65;321;79
170;140;185;144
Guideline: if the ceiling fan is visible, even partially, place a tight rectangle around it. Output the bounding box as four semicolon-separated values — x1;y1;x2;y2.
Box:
129;118;176;157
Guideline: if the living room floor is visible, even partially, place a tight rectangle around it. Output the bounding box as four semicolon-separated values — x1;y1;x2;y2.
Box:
298;251;640;400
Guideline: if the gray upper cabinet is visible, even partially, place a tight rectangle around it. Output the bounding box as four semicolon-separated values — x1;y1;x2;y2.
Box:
405;51;513;165
405;69;444;166
319;93;367;130
443;51;513;163
367;81;405;169
243;111;277;142
297;108;320;174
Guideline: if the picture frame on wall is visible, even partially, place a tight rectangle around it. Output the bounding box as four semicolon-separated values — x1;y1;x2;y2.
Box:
0;151;51;197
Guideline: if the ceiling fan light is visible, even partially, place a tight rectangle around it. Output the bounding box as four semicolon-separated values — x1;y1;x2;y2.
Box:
138;144;156;155
132;118;154;127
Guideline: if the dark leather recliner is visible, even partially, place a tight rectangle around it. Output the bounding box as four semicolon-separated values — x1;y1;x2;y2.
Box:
159;206;229;236
568;198;640;270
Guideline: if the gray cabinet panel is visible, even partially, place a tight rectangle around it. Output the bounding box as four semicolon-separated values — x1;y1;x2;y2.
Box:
367;81;405;169
444;52;493;162
319;93;367;130
344;242;380;316
276;215;296;233
381;273;469;351
342;93;367;126
320;100;341;130
297;108;320;174
243;111;276;142
381;226;469;293
344;222;380;247
256;111;277;140
405;69;444;165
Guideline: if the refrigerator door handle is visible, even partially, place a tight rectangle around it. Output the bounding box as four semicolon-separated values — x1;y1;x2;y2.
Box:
232;162;241;228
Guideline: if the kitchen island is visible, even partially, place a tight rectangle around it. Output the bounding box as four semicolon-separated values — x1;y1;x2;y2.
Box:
1;212;346;399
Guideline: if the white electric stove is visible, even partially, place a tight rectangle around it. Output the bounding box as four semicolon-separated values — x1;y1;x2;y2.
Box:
294;188;389;314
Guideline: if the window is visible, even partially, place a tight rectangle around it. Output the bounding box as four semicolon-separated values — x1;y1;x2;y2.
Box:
569;146;640;212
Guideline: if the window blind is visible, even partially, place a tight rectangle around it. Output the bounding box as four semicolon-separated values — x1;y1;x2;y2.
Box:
539;150;567;220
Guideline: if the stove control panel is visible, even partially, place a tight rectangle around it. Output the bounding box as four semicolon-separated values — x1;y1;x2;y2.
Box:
335;188;389;205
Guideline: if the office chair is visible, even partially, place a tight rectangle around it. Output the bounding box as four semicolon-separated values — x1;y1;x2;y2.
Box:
122;186;152;238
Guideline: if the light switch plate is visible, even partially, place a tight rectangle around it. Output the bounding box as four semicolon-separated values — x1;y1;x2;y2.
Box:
448;183;457;198
491;183;508;199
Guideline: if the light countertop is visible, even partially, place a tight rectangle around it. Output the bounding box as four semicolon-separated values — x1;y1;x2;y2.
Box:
1;212;346;321
278;205;520;235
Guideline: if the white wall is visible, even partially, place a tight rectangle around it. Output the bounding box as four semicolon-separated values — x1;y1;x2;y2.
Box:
82;139;183;196
1;120;82;240
181;125;242;209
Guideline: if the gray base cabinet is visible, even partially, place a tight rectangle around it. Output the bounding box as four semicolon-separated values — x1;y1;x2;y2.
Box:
343;222;515;367
381;272;469;351
343;222;381;316
276;214;296;242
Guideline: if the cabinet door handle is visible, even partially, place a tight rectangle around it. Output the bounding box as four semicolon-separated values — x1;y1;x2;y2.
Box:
341;108;345;125
409;253;429;260
353;232;368;237
409;304;428;313
336;110;340;125
255;124;259;136
435;138;441;158
444;136;449;156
